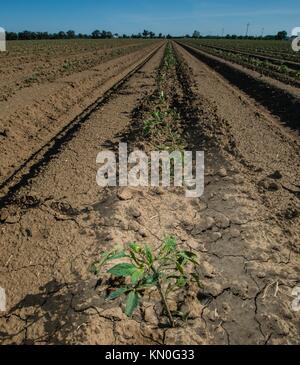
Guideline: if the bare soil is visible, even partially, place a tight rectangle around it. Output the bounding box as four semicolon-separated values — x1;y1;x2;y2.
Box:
177;42;300;134
0;41;299;345
0;41;160;185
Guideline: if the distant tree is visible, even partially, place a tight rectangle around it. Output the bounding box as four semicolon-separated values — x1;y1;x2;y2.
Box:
149;31;155;38
92;30;101;39
132;33;142;38
142;30;150;38
6;32;18;40
158;33;163;38
100;30;107;38
18;31;33;40
264;35;276;40
66;30;76;39
192;30;201;38
166;34;172;39
41;32;49;39
103;31;113;38
276;31;287;40
57;31;67;39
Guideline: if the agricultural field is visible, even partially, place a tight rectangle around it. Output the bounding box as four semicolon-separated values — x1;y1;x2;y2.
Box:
0;37;299;347
0;39;157;102
0;39;159;183
182;39;300;86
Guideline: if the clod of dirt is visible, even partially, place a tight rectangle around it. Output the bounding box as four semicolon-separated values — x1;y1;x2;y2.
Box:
284;207;299;220
0;209;9;223
117;188;133;201
0;208;20;224
268;171;283;180
214;212;231;229
218;168;228;178
180;297;203;319
138;228;148;238
18;195;41;208
0;129;8;138
197;292;213;306
258;178;281;192
230;228;241;238
128;206;141;219
210;232;222;242
143;305;159;325
50;201;79;216
200;261;216;279
21;228;32;238
192;216;215;235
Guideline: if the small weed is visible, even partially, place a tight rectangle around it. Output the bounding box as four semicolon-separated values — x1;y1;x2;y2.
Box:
62;61;74;71
24;73;38;85
91;237;200;327
143;110;166;135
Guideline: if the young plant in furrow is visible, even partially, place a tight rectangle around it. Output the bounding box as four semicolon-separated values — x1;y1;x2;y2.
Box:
91;237;200;328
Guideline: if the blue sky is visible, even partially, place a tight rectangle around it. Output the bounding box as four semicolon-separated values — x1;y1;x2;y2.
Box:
1;0;299;36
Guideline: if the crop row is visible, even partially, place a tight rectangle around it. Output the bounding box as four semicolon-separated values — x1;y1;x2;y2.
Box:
183;40;300;87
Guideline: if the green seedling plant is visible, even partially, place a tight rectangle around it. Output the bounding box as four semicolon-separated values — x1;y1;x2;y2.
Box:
91;237;200;328
62;61;72;70
143;110;166;135
24;73;38;85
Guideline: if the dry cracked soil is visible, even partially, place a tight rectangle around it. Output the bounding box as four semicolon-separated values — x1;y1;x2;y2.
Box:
0;41;299;345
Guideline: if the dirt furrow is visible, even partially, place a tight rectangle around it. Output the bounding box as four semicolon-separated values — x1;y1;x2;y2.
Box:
0;42;162;185
177;41;300;135
0;44;165;345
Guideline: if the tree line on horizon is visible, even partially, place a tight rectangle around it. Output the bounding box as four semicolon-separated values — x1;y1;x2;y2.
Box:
5;29;171;40
5;29;289;41
191;30;289;40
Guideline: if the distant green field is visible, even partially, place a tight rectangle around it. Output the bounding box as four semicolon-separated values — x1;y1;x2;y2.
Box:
183;39;298;61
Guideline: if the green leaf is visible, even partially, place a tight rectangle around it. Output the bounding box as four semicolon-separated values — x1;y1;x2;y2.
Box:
107;287;128;301
143;275;158;285
108;263;137;277
107;251;128;261
129;250;142;266
163;236;177;253
176;262;184;275
178;251;198;266
176;276;188;288
145;246;153;265
129;243;142;253
98;250;115;267
131;269;145;284
90;263;99;275
125;291;139;317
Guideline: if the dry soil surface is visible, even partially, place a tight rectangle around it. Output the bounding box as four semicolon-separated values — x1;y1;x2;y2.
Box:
0;41;299;345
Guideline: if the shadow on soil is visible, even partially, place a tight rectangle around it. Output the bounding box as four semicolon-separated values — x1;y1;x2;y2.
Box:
179;43;300;135
0;277;116;345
